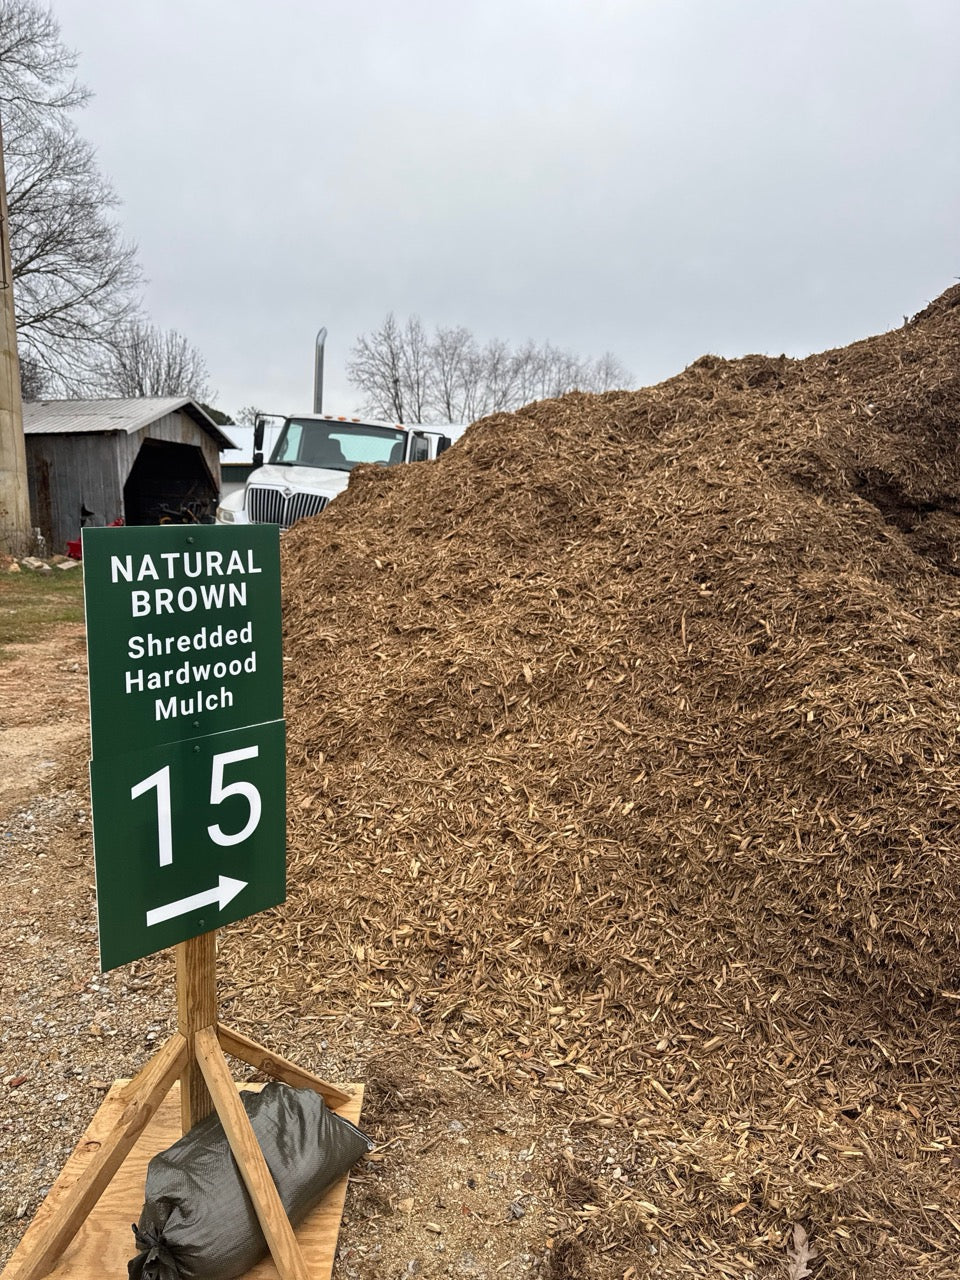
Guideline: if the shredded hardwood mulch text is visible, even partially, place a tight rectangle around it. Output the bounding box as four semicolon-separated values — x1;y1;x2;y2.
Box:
228;285;960;1277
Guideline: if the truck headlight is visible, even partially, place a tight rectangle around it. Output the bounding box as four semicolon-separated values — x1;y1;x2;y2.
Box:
216;506;235;523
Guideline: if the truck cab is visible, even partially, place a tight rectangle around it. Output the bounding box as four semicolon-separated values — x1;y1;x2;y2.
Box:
216;414;454;531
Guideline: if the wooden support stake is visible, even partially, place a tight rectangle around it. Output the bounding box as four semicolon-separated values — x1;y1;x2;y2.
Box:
4;929;360;1280
217;1023;352;1108
176;931;217;1133
194;1026;309;1280
3;1032;188;1280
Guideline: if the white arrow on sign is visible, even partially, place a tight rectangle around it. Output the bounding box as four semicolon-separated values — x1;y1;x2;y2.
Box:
146;875;247;927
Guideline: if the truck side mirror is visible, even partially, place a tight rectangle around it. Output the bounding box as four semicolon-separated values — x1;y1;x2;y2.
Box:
253;414;265;469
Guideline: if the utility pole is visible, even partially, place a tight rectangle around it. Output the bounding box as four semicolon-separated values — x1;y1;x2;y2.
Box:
0;115;31;557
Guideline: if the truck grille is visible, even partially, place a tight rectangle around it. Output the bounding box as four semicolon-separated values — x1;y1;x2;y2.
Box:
247;486;329;530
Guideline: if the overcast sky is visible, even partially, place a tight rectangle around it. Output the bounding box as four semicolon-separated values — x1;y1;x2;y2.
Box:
53;0;960;422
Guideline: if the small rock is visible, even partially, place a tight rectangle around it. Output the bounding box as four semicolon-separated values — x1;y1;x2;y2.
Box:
6;562;20;574
58;559;80;570
508;1201;526;1219
424;1221;443;1234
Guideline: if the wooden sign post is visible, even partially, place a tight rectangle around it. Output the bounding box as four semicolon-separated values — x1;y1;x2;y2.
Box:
3;933;353;1280
1;526;359;1280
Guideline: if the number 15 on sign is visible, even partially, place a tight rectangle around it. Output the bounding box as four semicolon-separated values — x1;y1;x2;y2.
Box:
90;720;285;971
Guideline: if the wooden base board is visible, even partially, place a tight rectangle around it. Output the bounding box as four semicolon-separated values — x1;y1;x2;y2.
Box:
3;1080;364;1280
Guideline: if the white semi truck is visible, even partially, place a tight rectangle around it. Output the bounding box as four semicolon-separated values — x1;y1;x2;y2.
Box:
216;412;456;531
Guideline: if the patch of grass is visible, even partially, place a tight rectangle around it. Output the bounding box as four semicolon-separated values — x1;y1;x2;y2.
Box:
0;566;85;651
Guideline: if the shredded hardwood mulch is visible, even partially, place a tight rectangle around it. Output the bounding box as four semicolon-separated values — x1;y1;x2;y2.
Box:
229;284;960;1277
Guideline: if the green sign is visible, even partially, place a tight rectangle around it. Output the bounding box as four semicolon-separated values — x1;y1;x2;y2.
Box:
91;720;285;970
83;524;282;757
83;525;286;971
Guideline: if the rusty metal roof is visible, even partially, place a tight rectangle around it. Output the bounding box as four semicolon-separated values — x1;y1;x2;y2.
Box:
22;397;236;449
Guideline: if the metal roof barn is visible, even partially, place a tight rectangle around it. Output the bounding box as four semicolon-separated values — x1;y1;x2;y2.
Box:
22;398;236;556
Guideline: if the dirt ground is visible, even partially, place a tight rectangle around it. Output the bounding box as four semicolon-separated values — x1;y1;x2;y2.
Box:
0;625;88;813
0;622;569;1280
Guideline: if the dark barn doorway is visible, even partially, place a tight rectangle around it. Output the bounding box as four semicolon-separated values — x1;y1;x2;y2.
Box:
123;439;218;525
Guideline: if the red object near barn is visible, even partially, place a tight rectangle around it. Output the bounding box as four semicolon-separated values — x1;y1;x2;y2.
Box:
68;518;123;560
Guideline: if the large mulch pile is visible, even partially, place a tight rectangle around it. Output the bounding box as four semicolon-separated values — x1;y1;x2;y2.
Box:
235;285;960;1277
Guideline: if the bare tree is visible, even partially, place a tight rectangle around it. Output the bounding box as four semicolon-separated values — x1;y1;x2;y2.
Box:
0;0;141;393
432;324;476;422
0;1;86;126
591;350;630;391
347;312;407;420
235;404;264;426
103;321;211;400
17;351;43;398
399;314;431;424
348;314;630;423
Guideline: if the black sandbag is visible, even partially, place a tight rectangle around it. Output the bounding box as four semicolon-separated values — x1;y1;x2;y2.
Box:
128;1081;372;1280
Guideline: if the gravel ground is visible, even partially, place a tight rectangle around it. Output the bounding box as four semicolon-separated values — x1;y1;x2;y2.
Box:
0;786;175;1251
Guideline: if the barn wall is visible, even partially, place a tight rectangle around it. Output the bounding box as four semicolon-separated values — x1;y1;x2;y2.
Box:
26;433;124;555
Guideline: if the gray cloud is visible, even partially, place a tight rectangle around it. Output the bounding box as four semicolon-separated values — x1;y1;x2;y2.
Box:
55;0;960;417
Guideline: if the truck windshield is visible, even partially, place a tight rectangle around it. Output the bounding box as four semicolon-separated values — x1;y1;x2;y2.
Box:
269;419;406;471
